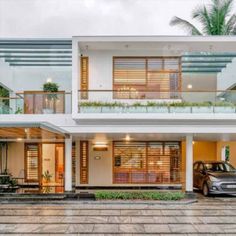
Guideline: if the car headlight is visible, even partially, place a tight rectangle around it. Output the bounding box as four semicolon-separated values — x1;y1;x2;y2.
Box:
209;176;218;182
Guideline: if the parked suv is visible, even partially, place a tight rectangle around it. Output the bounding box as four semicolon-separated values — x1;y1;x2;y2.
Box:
193;161;236;196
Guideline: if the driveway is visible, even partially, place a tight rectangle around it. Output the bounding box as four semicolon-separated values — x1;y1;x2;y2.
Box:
0;196;236;235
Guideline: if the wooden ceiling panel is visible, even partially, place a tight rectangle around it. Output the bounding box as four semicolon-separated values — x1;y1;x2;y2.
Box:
0;127;64;140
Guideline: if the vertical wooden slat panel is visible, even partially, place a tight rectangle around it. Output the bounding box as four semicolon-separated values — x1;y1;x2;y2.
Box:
80;141;89;184
72;142;76;185
25;143;39;182
80;57;89;99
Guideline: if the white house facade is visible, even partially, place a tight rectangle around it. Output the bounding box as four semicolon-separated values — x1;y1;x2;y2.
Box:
1;36;236;193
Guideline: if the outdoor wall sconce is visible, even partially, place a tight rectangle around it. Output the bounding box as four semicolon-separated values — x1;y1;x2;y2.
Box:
93;142;108;151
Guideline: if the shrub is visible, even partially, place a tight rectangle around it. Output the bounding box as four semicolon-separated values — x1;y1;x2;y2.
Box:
95;191;185;200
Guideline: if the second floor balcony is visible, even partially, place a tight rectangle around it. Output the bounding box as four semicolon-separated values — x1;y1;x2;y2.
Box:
78;90;236;114
0;91;71;114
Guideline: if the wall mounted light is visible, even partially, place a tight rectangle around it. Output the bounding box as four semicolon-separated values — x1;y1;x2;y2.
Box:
93;142;108;151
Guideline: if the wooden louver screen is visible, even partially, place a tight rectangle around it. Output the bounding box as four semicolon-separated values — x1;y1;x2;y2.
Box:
80;57;89;99
25;144;39;182
72;142;76;185
113;57;181;99
113;58;146;85
80;141;88;184
113;141;181;184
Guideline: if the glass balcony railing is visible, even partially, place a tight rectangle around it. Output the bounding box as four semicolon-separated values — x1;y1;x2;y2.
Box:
78;90;236;114
0;92;72;114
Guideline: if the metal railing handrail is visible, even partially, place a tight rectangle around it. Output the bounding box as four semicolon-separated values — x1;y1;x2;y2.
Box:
77;89;235;93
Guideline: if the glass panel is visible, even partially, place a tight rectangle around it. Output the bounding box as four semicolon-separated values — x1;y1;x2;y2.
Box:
164;58;179;70
42;144;64;186
147;58;163;71
113;141;181;184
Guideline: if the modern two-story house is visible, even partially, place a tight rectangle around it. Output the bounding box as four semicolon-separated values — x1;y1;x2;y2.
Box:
1;36;236;194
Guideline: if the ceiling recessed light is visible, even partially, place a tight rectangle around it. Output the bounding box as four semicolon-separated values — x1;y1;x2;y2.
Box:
187;84;193;89
16;138;23;141
46;78;52;83
125;135;131;141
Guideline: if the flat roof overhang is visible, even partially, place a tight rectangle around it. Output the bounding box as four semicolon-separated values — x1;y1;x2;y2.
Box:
73;35;236;52
0;123;66;142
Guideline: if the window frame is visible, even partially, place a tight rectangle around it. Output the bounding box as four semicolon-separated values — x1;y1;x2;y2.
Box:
112;141;181;184
112;56;182;97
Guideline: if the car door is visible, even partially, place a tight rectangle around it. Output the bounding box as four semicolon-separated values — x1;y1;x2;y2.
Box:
193;162;199;188
197;163;206;189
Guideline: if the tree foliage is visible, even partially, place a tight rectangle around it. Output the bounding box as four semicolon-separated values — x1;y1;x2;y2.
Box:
170;0;236;35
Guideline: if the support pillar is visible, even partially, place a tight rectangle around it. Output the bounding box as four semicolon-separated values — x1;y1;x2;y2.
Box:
65;136;72;192
185;134;193;193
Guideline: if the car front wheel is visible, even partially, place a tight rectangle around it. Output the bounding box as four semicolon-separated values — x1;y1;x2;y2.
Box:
202;182;209;196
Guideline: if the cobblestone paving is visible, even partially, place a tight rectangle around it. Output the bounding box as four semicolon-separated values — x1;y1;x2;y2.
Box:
1;195;236;235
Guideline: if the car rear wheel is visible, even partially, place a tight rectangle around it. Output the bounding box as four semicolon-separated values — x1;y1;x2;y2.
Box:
202;183;209;196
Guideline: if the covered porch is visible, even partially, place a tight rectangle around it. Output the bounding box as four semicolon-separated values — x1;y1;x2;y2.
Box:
72;132;236;193
0;124;74;193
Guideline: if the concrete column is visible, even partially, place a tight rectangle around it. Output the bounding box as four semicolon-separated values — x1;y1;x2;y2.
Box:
72;38;80;115
65;136;72;192
9;91;16;114
186;134;193;192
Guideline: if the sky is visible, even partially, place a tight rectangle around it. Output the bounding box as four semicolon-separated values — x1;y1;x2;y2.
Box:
0;0;227;38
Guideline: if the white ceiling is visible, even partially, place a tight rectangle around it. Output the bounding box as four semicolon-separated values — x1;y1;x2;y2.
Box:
72;132;236;142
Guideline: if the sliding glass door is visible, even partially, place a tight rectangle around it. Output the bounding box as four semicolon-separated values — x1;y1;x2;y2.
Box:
25;143;64;187
41;143;64;186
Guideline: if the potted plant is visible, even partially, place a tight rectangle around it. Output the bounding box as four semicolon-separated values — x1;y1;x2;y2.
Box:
42;170;52;184
42;82;59;114
192;102;214;113
146;102;169;113
125;102;146;113
0;86;10;114
214;101;235;113
169;102;191;113
79;102;102;113
101;102;124;113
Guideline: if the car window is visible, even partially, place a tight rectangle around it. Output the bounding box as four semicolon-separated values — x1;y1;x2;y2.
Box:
205;162;236;172
224;163;236;172
199;163;204;171
193;163;199;171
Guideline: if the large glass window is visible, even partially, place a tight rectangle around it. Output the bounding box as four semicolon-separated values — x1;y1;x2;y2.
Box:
113;141;181;184
113;57;181;99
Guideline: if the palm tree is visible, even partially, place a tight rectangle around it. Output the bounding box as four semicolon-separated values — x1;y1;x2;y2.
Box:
170;0;236;35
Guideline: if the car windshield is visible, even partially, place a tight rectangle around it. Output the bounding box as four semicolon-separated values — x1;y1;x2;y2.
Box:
204;162;236;172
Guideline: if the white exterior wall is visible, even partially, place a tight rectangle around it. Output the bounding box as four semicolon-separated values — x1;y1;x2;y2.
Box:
7;142;24;178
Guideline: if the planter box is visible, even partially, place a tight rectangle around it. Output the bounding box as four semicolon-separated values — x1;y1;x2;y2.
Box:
125;107;147;113
101;107;123;113
147;106;169;113
214;106;235;113
170;107;191;113
192;106;213;113
43;108;54;114
79;107;101;113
